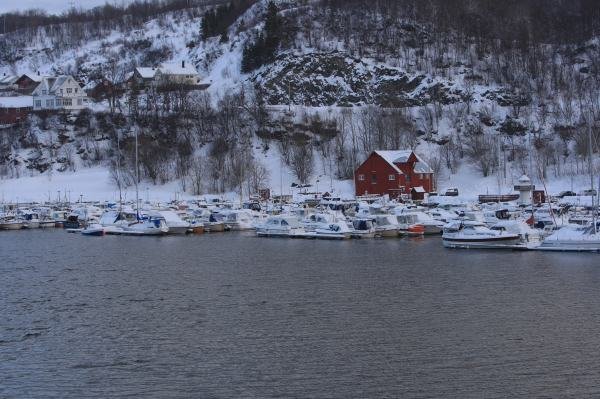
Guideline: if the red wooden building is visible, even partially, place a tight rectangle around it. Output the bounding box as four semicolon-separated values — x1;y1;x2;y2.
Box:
354;150;434;199
15;73;44;94
0;96;33;125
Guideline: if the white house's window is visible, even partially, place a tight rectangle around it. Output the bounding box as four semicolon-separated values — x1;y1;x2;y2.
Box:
358;174;365;181
60;89;63;94
42;90;47;95
67;88;72;94
77;99;82;105
56;99;62;106
63;98;72;106
75;88;78;93
45;100;53;108
35;100;41;108
388;174;396;181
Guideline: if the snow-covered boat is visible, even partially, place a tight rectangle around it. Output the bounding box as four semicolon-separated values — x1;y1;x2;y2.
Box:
350;218;376;239
81;224;106;236
159;210;191;234
0;218;24;230
121;216;169;236
373;215;400;237
21;211;41;229
224;210;255;231
395;209;444;234
256;216;305;237
537;224;600;252
395;214;425;236
442;220;522;249
302;222;352;240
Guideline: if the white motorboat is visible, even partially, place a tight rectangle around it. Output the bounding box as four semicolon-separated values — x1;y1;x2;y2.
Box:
302;212;337;232
81;224;106;236
21;211;41;229
537;224;600;252
256;216;305;237
302;222;352;240
394;209;444;234
159;210;191;234
373;215;400;237
224;210;255;231
395;214;425;236
442;220;522;249
350;218;376;239
121;216;169;236
0;218;24;230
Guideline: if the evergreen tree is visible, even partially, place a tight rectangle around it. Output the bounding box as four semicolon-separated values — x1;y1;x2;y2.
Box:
241;1;282;72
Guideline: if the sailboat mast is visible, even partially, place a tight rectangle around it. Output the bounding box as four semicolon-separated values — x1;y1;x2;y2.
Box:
135;129;140;219
117;131;122;210
588;124;596;233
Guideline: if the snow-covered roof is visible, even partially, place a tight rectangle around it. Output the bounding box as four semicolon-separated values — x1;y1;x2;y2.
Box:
412;186;426;193
518;174;531;183
20;73;44;83
50;76;69;92
32;75;82;96
0;75;18;85
414;161;433;174
374;150;434;174
0;96;33;108
136;67;156;79
374;150;410;173
158;61;198;76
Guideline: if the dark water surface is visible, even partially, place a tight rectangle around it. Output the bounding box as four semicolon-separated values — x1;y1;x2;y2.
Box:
1;230;600;398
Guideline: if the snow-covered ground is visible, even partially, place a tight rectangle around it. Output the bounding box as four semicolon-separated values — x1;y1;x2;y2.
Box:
0;158;594;204
0;167;193;204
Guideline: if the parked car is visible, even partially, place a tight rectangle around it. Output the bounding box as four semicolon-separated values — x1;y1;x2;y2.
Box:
444;188;459;196
579;189;597;196
556;190;576;198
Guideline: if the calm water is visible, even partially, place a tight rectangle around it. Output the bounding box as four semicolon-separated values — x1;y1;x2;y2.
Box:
1;230;600;398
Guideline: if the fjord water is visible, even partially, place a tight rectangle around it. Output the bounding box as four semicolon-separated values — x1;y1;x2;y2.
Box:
1;230;600;398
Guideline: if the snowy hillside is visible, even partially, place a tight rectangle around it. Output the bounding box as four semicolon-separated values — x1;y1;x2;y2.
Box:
0;0;600;202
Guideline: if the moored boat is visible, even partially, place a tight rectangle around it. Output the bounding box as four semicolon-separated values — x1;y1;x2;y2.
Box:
256;216;305;237
442;220;522;249
537;223;600;252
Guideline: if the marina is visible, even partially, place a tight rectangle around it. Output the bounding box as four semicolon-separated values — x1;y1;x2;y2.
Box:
2;186;600;252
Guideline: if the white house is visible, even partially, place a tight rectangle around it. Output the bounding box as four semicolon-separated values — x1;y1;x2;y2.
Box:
32;75;89;111
154;61;201;86
130;61;201;88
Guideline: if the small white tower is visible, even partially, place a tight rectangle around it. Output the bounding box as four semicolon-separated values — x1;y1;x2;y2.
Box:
514;175;533;205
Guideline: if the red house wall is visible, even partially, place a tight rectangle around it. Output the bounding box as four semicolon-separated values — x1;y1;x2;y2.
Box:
0;107;31;124
354;152;434;197
354;153;404;197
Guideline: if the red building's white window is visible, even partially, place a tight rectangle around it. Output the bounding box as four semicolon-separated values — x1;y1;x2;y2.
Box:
371;174;377;184
358;174;365;181
388;174;395;181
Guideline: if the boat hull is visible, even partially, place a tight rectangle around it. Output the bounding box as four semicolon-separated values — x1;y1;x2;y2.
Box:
0;222;24;230
443;236;523;249
536;241;600;252
205;222;225;232
375;228;399;238
165;225;190;235
81;228;105;236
